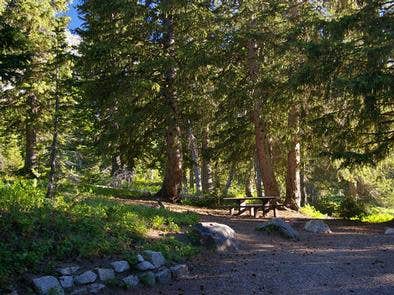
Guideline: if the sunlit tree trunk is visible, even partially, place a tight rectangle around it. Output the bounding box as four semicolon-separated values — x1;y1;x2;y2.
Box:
248;35;280;197
285;106;301;210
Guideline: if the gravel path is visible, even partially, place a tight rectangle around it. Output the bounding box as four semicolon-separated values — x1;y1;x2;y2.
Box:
117;204;394;295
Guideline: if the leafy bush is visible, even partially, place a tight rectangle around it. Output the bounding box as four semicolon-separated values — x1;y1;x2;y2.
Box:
0;180;199;288
300;205;327;219
338;197;367;219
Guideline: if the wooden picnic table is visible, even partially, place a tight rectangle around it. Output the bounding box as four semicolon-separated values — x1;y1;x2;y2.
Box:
222;196;279;218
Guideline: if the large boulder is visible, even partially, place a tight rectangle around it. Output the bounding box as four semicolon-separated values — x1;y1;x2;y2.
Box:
59;276;74;289
194;222;238;252
256;218;300;241
304;220;332;234
32;276;64;295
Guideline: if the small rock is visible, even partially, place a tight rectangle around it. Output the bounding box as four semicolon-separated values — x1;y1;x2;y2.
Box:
256;218;300;241
170;264;189;279
57;266;79;276
194;222;238;252
304;220;332;234
143;250;166;268
139;271;156;286
135;261;156;271
110;260;130;273
122;275;139;288
59;276;73;289
137;254;145;263
155;268;172;284
32;276;64;295
88;283;106;294
384;227;394;235
75;271;97;285
70;287;88;295
97;268;115;281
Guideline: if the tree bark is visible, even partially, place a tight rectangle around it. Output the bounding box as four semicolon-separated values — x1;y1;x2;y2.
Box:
24;93;38;177
223;162;236;196
300;167;307;207
248;35;280;197
201;125;213;194
156;11;183;203
46;84;60;198
254;152;263;198
285;106;301;210
188;126;201;192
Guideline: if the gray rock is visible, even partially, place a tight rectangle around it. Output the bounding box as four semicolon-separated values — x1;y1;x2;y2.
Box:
143;250;166;268
110;260;130;273
32;276;64;295
139;271;156;286
194;222;238;252
97;268;115;281
135;261;156;271
70;287;88;295
87;283;106;294
155;268;171;284
57;266;79;276
256;218;300;241
122;275;139;288
384;227;394;235
170;264;189;279
137;254;145;263
75;271;97;285
59;276;73;289
304;220;332;234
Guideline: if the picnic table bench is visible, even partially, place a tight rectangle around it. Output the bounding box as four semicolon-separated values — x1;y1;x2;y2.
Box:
222;196;279;218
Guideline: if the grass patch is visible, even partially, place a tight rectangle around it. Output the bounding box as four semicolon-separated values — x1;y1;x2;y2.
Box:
0;180;199;288
300;205;327;219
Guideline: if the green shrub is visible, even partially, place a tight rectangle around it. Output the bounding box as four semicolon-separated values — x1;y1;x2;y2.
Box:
0;180;199;288
338;197;367;219
300;205;327;219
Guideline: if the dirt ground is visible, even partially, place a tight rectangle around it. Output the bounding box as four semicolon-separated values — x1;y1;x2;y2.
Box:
117;200;394;295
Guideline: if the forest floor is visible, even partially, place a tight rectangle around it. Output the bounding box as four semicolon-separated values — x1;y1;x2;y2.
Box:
113;199;394;295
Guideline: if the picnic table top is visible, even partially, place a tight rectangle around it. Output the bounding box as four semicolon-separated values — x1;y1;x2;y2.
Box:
223;196;278;201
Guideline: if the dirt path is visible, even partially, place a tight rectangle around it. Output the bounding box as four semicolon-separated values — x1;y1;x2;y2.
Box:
117;201;394;295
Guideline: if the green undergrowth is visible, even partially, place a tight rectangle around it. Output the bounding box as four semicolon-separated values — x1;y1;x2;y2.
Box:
300;204;328;219
0;180;199;288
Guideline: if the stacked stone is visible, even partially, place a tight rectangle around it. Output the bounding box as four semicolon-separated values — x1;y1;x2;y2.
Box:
27;250;189;295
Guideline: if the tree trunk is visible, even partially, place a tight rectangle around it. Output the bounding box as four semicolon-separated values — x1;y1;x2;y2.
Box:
188;126;201;192
244;170;253;198
111;155;121;176
189;168;194;190
201;125;213;194
223;162;236;196
300;167;307;207
254;152;263;198
156;12;182;203
285;106;301;210
24;93;38;177
248;35;280;198
46;85;60;198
